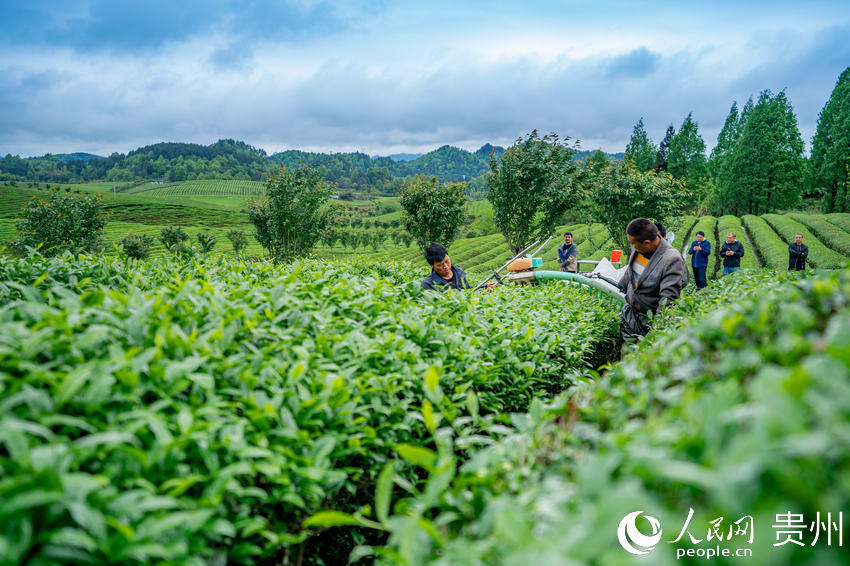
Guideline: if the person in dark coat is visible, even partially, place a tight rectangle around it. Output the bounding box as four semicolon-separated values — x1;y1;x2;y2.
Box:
421;242;471;291
720;232;745;276
687;230;711;289
558;232;578;273
788;234;809;270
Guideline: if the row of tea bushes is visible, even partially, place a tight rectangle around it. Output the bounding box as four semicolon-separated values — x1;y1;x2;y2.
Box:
369;270;850;566
0;252;620;564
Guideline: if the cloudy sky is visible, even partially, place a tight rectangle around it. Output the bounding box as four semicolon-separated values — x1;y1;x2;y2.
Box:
2;0;849;158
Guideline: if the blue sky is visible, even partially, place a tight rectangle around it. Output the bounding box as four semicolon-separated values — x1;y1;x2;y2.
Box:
2;0;849;158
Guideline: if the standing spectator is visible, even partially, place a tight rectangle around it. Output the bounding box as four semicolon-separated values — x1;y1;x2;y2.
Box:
788;234;809;270
687;230;711;289
720;232;745;276
558;232;577;273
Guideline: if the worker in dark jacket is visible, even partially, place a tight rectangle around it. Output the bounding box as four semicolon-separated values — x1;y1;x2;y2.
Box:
687;230;711;289
558;232;578;272
720;232;745;276
421;242;471;291
788;234;809;270
619;218;689;339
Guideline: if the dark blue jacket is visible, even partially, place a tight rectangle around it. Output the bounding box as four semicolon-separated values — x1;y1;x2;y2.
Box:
687;240;711;268
421;265;470;291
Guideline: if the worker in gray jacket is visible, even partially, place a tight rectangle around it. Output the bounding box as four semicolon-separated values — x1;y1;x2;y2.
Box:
618;218;689;339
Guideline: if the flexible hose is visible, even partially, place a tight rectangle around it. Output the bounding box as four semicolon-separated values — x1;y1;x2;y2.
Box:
531;270;626;303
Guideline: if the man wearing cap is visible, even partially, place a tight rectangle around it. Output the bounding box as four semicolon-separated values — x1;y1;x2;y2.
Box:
619;218;689;339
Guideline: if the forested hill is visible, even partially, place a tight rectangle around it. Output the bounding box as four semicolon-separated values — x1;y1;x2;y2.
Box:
0;139;619;192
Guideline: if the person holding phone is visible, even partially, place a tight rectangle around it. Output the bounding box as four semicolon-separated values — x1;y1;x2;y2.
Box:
687;230;711;289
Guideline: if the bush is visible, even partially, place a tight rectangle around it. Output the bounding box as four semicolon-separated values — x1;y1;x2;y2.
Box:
11;191;106;256
119;233;155;260
762;213;849;268
741;215;788;269
0;254;619;564
372;271;850;566
159;226;189;253
196;231;217;254
227;229;249;255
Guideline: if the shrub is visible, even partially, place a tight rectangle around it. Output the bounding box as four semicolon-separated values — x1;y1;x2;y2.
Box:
196;231;217;254
371;271;850;566
226;229;248;255
11;191;106;256
741;215;788;269
0;254;620;564
159;226;189;253
119;233;155;260
762;213;849;268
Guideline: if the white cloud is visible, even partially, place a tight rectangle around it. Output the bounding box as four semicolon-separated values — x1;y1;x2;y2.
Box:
1;2;848;157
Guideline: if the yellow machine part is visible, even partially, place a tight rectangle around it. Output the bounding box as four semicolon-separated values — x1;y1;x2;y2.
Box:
506;257;534;272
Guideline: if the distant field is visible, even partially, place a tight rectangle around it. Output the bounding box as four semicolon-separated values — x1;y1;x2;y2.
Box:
2;182;849;273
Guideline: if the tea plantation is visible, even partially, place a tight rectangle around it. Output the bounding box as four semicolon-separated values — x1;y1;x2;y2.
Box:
0;253;621;564
1;249;849;565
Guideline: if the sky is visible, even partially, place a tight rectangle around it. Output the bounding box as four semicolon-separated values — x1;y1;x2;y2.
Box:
2;0;849;159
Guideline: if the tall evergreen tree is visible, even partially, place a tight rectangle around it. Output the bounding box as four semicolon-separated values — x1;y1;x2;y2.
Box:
624;118;657;171
667;113;708;202
811;67;850;212
654;124;675;172
709;102;740;178
721;90;805;215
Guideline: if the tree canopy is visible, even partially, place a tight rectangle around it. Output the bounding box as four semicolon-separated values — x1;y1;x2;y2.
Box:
624;118;657;171
811;66;850;213
715;90;805;215
398;175;468;249
487;131;580;254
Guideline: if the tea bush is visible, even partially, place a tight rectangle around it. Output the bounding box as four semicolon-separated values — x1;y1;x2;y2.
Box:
119;234;155;260
0;253;619;564
762;213;848;268
371;270;850;566
741;215;788;269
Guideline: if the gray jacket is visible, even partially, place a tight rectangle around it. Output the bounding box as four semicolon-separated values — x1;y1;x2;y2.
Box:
619;237;689;314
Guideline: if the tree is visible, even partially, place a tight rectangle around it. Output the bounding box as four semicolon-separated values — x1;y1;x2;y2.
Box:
398;175;467;249
574;160;688;252
487;130;580;253
709;102;740;180
811;67;850;212
624;118;657;171
654;124;675;172
719;90;805;215
668;113;708;192
12;191;107;256
247;166;340;261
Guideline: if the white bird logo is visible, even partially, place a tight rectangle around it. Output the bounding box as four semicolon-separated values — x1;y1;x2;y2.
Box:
618;511;663;555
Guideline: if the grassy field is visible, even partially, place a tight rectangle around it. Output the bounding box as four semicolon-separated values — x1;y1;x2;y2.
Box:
3;181;850;274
